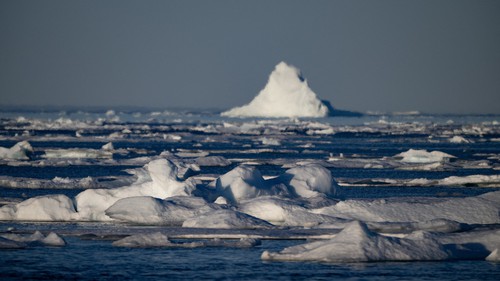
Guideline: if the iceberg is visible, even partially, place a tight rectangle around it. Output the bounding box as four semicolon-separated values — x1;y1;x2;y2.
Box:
222;62;331;118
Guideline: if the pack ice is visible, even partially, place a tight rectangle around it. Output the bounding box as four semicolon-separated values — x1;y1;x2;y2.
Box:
221;62;331;118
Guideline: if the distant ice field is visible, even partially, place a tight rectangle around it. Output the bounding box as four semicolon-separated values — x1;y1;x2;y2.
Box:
1;108;500;279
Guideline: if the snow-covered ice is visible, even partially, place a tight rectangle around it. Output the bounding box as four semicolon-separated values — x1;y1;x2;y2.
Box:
261;221;451;262
0;141;33;160
395;149;456;164
76;159;196;220
112;232;260;248
0;231;65;248
222;62;331;118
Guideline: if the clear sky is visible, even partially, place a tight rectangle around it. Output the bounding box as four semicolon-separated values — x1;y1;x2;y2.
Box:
1;0;499;114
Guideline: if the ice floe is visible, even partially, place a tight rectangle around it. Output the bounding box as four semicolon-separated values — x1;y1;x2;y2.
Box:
112;232;261;248
0;141;33;160
0;231;65;248
0;194;77;221
75;159;197;220
395;149;456;164
182;209;273;229
261;221;451;262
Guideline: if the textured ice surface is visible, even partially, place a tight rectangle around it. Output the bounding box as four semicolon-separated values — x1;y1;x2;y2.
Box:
0;231;65;248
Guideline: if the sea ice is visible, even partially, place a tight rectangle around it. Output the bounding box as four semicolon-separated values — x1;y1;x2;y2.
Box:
278;164;339;198
261;221;450;262
0;141;33;160
314;191;500;224
75;159;196;220
395;149;456;164
0;194;77;221
1;231;66;246
43;148;113;159
112;232;260;248
221;62;330;118
105;196;220;225
211;165;285;204
449;136;471;143
182;209;273;229
195;156;232;167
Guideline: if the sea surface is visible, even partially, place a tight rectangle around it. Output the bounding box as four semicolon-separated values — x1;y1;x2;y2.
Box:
1;108;499;280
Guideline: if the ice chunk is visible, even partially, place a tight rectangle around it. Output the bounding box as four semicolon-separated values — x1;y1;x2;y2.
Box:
1;231;66;247
101;142;114;151
239;196;345;227
76;159;196;221
222;62;330;118
315;192;500;224
113;232;260;248
395;149;456;163
261;221;450;262
182;209;273;229
195;156;232;167
279;164;339;198
449;136;470;143
0;236;26;249
0;141;33;160
43;148;113;159
0;194;77;221
486;249;500;262
112;232;172;247
213;166;279;204
105;196;219;225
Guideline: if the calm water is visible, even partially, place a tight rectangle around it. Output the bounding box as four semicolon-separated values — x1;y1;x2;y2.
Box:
1;237;500;280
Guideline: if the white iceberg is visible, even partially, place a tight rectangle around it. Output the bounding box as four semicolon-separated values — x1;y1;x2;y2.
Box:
0;141;33;160
261;221;451;262
222;62;330;118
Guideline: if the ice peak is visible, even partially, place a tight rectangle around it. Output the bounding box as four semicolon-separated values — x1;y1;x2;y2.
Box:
222;62;330;118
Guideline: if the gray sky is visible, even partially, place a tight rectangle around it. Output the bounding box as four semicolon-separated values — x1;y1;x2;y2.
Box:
1;0;499;114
